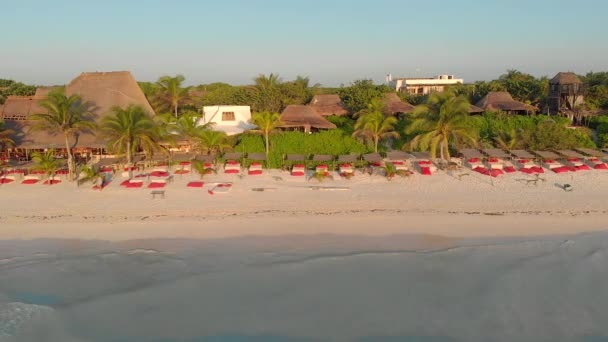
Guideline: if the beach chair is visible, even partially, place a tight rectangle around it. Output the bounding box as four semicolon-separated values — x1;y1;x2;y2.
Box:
481;148;511;171
0;175;15;184
386;151;413;173
223;152;243;174
172;153;194;174
532;151;564;171
285;154;306;176
509;150;542;174
312;154;334;176
208;182;233;195
411;152;436;175
124;179;144;188
556;150;591;171
21;175;40;185
246;152;266;176
337;154;358;178
147;179;167;189
460;149;485;169
575;148;608;169
187;181;204;188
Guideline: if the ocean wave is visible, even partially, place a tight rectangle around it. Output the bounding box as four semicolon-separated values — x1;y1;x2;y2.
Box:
0;302;55;338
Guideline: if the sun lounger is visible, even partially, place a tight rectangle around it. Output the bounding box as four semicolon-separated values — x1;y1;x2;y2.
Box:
147;180;166;189
208;182;232;195
224;160;241;174
385;151;413;172
291;164;306;177
337;155;357;176
187;181;204;188
460;149;485;169
124;179;144;188
0;176;15;184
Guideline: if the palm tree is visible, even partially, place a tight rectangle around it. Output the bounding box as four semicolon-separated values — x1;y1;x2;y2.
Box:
77;165;105;190
406;92;477;161
192;130;231;155
29;91;95;181
494;128;521;150
154;75;190;118
352;111;399;153
250;112;282;157
354;98;386;118
31;150;62;185
0;119;15;150
192;160;217;179
100;105;161;177
155;111;211;147
253;73;283;112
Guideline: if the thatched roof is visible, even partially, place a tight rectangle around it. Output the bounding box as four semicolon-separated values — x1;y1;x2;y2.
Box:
34;86;62;97
308;94;348;116
66;71;155;118
2;71;155;149
469;104;484;114
382;93;415;114
0;96;48;120
279;105;337;130
475;92;536;113
550;72;582;85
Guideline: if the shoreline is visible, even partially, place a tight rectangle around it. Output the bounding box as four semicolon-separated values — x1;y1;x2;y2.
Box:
1;210;607;241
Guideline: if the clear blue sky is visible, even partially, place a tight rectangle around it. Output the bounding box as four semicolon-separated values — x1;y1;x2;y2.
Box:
1;0;607;86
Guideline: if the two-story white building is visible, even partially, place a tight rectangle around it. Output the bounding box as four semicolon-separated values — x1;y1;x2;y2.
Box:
389;74;463;95
197;105;255;135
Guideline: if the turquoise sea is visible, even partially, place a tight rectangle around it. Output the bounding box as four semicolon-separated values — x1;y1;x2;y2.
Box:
2;232;608;341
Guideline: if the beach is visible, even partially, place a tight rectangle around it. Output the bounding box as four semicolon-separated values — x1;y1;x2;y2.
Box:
1;169;607;241
2;169;608;341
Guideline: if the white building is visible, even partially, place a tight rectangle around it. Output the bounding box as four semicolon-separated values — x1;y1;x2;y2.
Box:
388;74;463;95
197;105;255;135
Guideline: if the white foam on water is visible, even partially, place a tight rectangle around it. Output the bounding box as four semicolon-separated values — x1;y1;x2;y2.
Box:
0;302;55;338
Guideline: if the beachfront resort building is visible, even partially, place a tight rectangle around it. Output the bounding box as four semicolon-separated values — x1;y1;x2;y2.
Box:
388;74;463;95
0;71;155;151
475;91;537;115
197;105;255;136
278;105;337;133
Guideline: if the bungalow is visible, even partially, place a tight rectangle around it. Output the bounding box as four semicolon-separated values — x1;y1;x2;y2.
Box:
198;105;255;135
475;91;536;115
278;105;336;133
382;93;415;115
308;94;348;116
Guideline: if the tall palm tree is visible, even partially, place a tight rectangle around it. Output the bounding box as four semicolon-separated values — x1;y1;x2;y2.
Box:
354;98;386;118
100;105;160;177
31;150;62;185
250;112;282;157
0;119;15;150
253;74;283;112
192;130;231;155
155;111;212;147
30;91;96;182
352;111;399;153
406;91;477;161
154;75;190;118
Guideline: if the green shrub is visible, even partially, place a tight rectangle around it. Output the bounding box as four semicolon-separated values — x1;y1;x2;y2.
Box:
235;130;370;168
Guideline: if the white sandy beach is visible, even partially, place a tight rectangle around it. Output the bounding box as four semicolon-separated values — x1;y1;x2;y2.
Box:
1;168;607;241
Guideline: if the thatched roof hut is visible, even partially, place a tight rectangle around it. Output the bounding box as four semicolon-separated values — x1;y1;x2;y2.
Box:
2;71;155;149
279;105;336;132
0;96;47;121
66;71;155;118
382;93;415;114
550;72;582;85
308;94;348;116
34;86;63;97
475;91;536;114
468;104;484;114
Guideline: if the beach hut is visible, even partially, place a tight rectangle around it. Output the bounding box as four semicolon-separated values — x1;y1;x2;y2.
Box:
308;95;349;116
475;92;537;115
382;93;415;115
278;105;337;133
548;72;585;114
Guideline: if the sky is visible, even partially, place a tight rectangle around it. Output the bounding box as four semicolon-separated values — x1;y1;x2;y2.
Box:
1;0;607;87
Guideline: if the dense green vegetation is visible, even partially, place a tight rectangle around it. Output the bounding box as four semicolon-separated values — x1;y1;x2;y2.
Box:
0;79;37;104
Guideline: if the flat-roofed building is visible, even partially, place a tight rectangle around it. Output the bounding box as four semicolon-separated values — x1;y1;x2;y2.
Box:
389;74;463;95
